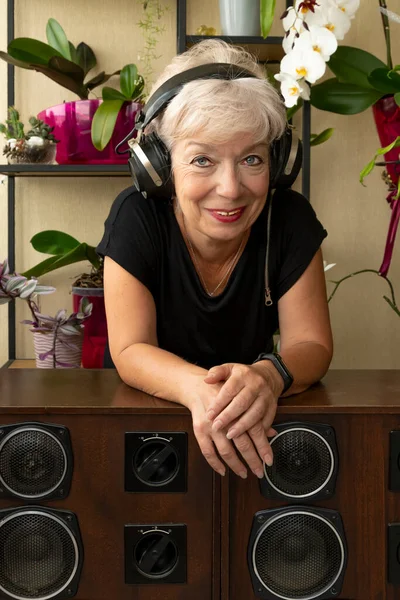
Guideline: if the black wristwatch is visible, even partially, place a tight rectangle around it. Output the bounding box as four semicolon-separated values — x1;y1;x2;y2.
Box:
253;352;293;394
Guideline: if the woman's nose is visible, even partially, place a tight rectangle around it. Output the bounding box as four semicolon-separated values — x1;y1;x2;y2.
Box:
216;165;242;198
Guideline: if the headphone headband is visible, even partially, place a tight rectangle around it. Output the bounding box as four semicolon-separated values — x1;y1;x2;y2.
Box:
136;63;257;131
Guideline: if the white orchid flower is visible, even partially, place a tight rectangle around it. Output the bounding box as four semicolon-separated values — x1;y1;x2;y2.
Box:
294;26;338;61
274;73;310;107
279;45;326;84
333;0;360;19
305;3;352;40
282;7;300;31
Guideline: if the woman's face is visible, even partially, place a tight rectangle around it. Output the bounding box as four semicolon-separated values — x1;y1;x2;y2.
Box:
172;131;270;244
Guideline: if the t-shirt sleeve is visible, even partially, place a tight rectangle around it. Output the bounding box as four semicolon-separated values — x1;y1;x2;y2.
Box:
96;186;160;294
271;189;328;300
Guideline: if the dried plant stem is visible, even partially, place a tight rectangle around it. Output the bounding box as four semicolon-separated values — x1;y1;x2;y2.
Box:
379;0;393;69
328;269;400;317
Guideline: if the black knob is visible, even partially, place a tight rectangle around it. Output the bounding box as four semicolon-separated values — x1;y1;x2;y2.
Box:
133;440;179;486
134;532;178;578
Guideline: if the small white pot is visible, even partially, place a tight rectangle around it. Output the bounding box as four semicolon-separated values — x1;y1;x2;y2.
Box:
219;0;261;36
33;331;83;369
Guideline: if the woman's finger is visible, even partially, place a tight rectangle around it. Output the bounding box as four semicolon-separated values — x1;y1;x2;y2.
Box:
203;364;231;383
233;432;264;478
206;376;246;421
225;396;271;439
193;429;226;476
211;386;255;432
247;419;275;467
213;430;248;479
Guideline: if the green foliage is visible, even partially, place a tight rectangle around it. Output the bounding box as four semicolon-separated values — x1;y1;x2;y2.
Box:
0;106;25;140
310;46;400;115
260;0;276;39
0;18;130;100
136;0;169;95
359;136;400;195
21;230;101;280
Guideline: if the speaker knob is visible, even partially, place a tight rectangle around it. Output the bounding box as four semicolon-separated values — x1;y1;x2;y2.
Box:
133;440;179;485
134;532;178;578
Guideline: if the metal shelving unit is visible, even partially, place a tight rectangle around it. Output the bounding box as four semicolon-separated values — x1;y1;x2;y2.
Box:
2;0;311;368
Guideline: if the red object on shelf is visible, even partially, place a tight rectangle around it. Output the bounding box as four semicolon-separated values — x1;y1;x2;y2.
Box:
38;100;142;165
72;289;107;369
372;95;400;277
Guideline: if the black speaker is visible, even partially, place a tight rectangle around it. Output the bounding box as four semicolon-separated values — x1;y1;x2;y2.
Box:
125;431;187;492
0;505;83;599
247;506;347;600
260;422;339;502
0;422;73;501
124;523;187;584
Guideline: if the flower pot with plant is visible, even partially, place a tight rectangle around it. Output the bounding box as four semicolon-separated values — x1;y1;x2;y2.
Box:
21;231;106;369
0;258;92;368
275;0;400;277
0;106;59;164
0;18;145;164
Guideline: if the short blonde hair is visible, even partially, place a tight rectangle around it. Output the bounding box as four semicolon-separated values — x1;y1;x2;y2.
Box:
146;40;287;150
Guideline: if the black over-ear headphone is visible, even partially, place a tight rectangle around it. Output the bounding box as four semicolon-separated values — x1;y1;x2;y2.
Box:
116;63;303;199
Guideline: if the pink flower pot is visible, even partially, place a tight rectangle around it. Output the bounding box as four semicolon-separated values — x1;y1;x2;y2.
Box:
72;288;107;369
33;331;83;368
38;100;142;164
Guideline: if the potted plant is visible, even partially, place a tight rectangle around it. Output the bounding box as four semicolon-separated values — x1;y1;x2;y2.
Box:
21;231;106;369
275;0;400;277
0;106;59;164
0;258;92;368
0;18;145;164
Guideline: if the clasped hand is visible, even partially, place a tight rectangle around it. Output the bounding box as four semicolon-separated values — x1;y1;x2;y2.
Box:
189;362;282;479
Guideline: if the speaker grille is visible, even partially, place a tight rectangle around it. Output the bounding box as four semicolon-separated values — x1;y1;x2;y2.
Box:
0;509;79;600
0;428;67;499
252;511;345;600
266;428;334;498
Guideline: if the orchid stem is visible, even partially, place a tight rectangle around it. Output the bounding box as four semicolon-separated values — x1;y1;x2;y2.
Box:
379;0;393;70
328;269;399;317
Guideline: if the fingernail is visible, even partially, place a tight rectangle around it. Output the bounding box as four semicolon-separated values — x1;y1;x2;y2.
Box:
218;469;226;477
213;419;223;431
226;428;237;440
264;454;273;467
239;471;247;479
207;410;215;421
255;468;264;479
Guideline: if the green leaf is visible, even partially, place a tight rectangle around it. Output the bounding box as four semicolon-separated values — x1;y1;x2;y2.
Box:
76;42;97;78
7;38;64;65
395;92;400;107
120;64;138;99
46;18;71;61
310;78;383;114
85;69;121;91
359;159;376;185
68;42;78;64
328;46;387;89
33;56;87;98
388;70;400;89
260;0;276;39
30;230;81;255
102;86;127;101
0;50;34;70
368;68;400;94
91;99;124;151
393;65;400;72
310;128;334;147
22;243;100;279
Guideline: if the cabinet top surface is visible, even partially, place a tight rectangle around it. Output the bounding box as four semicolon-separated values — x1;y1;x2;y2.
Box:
0;369;400;414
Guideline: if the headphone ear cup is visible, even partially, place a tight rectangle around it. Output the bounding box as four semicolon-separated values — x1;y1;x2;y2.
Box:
270;128;303;189
128;132;174;199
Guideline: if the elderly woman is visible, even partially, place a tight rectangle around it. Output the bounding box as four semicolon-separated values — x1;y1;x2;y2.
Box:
96;40;332;482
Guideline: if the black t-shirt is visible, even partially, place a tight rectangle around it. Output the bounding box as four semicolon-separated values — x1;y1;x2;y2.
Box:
96;186;327;369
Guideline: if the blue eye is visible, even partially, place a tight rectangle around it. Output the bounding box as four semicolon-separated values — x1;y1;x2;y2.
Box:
244;155;262;166
193;156;211;167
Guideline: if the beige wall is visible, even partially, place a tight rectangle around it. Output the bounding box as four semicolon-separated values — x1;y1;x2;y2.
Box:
0;0;399;368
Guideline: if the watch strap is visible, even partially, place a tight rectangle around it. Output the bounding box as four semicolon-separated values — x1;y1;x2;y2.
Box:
253;352;293;394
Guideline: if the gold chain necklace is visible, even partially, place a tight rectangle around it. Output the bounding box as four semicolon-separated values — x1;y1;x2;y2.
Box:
182;218;246;297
